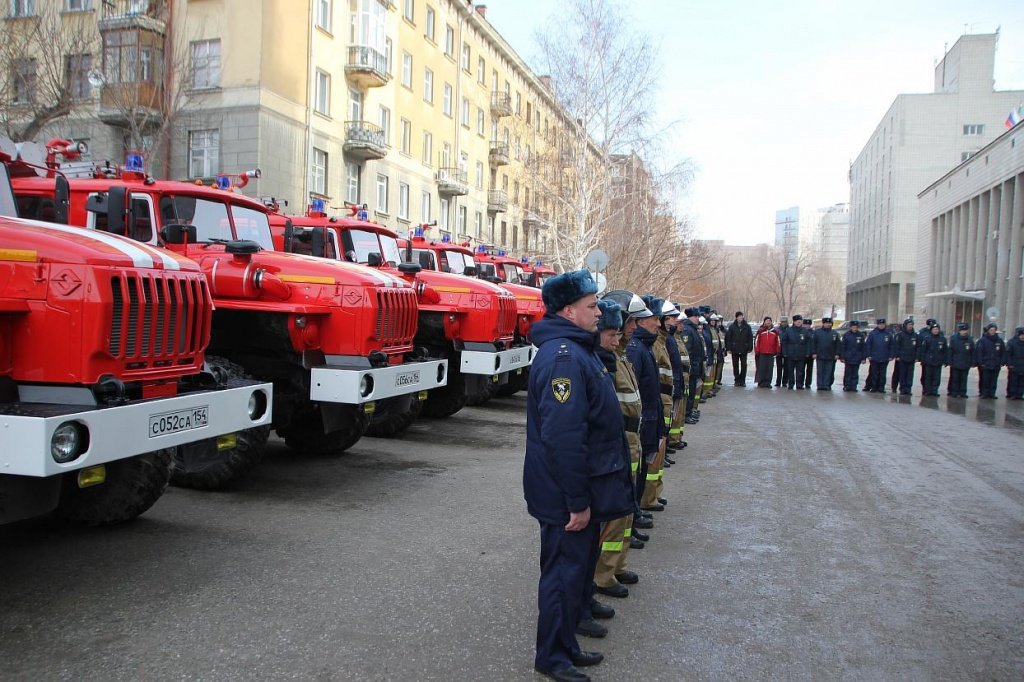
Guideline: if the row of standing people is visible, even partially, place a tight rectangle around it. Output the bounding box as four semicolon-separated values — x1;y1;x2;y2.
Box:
523;270;730;682
750;317;1024;399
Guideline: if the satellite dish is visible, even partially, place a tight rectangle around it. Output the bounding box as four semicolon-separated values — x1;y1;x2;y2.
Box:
584;248;609;272
0;137;17;161
591;271;607;295
16;141;48;176
986;306;1000;321
87;69;105;88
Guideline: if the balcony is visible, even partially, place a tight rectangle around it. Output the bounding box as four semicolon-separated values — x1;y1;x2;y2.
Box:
488;142;510;167
98;83;165;126
523;210;547;230
487;190;508;213
436;167;469;196
98;0;166;33
490;91;512;118
343;121;388;160
346;45;390;88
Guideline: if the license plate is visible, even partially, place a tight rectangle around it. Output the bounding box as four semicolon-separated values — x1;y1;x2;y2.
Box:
149;406;209;438
395;371;421;388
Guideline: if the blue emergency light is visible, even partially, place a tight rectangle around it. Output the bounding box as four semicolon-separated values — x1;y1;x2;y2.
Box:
535;259;543;267
498;249;507;257
441;233;451;243
414;226;425;237
521;256;529;264
357;208;369;220
124;153;145;171
215;175;231;190
311;198;325;213
476;244;487;254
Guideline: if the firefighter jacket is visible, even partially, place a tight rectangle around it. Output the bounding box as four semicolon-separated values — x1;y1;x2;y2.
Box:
781;326;810;359
948;333;976;370
626;326;663;453
701;327;715;363
653;329;675;405
524;315;634;525
892;329;919;362
918;332;948;366
664;330;684;400
976;333;1006;369
679;319;705;374
1006;336;1024;374
840;330;866;363
812;327;841;359
612;344;643;461
865;327;894;362
673;329;692;371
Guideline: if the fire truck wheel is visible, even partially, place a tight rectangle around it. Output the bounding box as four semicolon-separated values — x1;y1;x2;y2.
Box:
169;357;271;490
365;394;423;438
467;377;499;405
495;381;520;397
420;365;468;418
54;448;173;526
282;404;369;455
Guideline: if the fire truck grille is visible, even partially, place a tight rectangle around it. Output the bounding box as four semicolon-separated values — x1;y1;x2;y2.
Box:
108;272;210;362
498;296;518;337
374;288;417;349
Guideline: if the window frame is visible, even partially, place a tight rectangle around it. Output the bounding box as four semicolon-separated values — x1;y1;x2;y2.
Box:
315;69;331;116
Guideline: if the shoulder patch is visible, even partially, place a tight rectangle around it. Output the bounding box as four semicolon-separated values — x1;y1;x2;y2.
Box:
551;377;572;403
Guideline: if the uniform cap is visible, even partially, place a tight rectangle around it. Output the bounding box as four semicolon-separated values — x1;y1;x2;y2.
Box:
596;299;623;331
957;322;969;330
542;270;599;313
903;318;914;326
791;315;802;322
876;318;886;324
822;317;832;323
1015;326;1024;335
849;320;860;327
984;322;998;331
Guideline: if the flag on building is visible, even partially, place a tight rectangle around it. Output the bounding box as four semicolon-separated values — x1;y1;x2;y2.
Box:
1006;105;1023;129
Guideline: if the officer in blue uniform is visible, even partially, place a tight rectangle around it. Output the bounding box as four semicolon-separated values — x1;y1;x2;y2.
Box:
917;319;937;392
917;323;948;396
892;319;919;395
975;323;1005;399
525;270;635;682
947;322;975;397
780;315;807;389
839;320;866;391
802;316;815;389
812;317;840;390
1006;326;1024;400
864;318;893;392
679;308;705;421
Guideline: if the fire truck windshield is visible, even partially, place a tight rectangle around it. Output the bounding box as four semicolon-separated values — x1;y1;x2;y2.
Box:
443;250;474;275
478;262;496;279
160;195;274;250
0;165;16;217
502;264;525;283
347;229;402;266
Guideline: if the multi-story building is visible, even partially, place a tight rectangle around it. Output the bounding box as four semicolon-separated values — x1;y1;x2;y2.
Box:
774;206;799;260
916;125;1023;337
818;202;849;283
2;0;576;256
847;32;1024;322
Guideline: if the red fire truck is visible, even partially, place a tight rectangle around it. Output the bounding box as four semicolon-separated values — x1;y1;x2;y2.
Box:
0;153;273;525
274;207;522;422
522;258;556;289
8;140;446;486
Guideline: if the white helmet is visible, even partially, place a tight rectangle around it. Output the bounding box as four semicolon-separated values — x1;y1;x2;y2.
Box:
660;301;680;317
698;316;707;324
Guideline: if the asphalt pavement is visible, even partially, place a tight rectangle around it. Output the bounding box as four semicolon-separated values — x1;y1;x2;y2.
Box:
2;367;1023;681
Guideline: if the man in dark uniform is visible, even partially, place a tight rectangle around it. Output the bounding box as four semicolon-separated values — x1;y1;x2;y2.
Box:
976;323;1006;399
679;308;705;422
812;317;840;390
839;320;866;391
625;297;662;533
917;319;937;392
864;318;893;392
525;270;635;682
802;316;815;389
917;323;948;397
947;322;975;398
774;317;789;386
1006;326;1024;400
892;319;919;395
780;315;807;389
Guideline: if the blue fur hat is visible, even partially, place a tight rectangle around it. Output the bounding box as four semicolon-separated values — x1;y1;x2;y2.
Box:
641;295;665;317
596;299;623;330
542;269;599;313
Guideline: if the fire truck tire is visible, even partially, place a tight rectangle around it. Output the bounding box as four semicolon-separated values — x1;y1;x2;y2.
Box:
495;382;520;397
420;365;468;418
366;395;423;438
467;377;499;405
282;404;369;455
54;448;173;526
169;357;271;490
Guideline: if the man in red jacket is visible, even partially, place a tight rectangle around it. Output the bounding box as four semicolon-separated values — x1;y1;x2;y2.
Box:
754;316;781;387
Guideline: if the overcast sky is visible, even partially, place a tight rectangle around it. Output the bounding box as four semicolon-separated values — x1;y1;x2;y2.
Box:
483;0;1024;245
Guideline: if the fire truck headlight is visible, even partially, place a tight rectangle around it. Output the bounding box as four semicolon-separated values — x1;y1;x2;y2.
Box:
295;315;307;328
51;421;87;463
248;390;269;421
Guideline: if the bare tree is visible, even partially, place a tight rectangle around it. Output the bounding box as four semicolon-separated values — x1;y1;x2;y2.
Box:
533;0;662;272
0;8;97;142
755;245;814;316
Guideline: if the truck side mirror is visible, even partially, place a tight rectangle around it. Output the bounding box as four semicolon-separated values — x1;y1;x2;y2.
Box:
54;175;70;224
311;226;327;258
367;252;382;267
105;186;131;236
160;223;197;244
463;266;477;277
398;262;421;274
282;219;295;252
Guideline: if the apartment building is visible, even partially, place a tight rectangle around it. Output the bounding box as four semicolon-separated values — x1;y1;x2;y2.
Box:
4;0;574;256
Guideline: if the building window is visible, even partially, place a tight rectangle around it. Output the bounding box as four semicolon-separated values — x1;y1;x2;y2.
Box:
963;124;984;136
348;87;362;121
422;130;432;165
476;108;485;136
421;191;431;222
398;182;410;220
439;197;449;230
423;67;433;103
190;39;221;89
475;161;484;189
315;69;330;115
477;56;486;83
378;105;391;143
103;30;161;85
188;129;220;178
961;151;977;162
66;0;91;11
491;69;498;91
311;148;328;195
441;142;451;167
403;0;414;22
346;161;360;203
399;117;412;154
515;91;521;115
401;52;412;88
10;0;34;16
12;58;36;103
444;25;455;57
458;206;467;234
376;174;389;213
461;43;471;72
384;37;393;74
442;82;452;116
66;54;92;99
315;0;331;31
424;5;435;41
474;211;482;238
460;97;469;127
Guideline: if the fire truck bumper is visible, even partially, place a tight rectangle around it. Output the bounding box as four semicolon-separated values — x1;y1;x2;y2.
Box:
460;345;535;375
309;358;449;404
0;381;274;477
